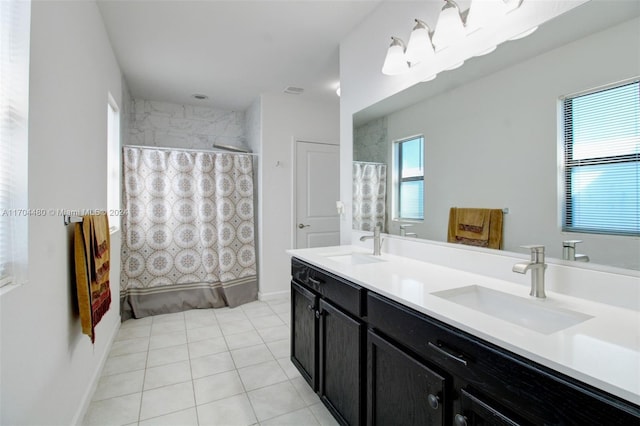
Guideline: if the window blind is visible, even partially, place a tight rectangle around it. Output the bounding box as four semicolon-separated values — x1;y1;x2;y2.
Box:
396;136;424;220
0;0;30;288
562;79;639;236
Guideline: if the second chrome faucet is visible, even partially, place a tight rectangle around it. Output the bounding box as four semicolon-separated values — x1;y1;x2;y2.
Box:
360;226;382;256
513;245;547;299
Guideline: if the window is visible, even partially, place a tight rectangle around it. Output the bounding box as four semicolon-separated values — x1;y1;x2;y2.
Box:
561;79;639;236
107;94;120;232
394;136;424;220
0;0;30;289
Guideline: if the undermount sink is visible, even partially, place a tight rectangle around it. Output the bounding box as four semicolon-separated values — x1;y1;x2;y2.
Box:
432;285;593;335
323;252;387;265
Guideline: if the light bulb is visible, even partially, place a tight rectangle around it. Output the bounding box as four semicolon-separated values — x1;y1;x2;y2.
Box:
405;19;435;65
466;0;509;33
382;37;409;75
432;0;466;51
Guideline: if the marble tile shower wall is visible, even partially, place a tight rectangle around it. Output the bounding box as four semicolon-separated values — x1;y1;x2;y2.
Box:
128;99;246;150
353;116;388;165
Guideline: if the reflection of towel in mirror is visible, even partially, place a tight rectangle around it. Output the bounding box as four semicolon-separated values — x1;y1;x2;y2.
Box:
74;213;111;343
448;208;503;249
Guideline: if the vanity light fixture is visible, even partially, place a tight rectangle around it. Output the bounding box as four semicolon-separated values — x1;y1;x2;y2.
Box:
381;0;532;77
509;26;538;40
444;61;464;71
405;19;435;65
465;0;509;34
431;0;466;51
382;36;410;75
475;45;497;57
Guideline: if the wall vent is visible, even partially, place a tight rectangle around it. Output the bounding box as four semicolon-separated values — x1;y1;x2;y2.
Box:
284;86;304;95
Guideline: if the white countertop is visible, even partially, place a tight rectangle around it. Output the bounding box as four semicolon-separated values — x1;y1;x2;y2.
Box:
288;245;640;406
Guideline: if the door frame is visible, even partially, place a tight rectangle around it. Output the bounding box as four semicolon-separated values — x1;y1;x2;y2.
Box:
292;138;340;249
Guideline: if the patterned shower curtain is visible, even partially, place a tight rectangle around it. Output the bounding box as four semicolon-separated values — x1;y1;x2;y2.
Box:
352;161;387;232
120;146;258;320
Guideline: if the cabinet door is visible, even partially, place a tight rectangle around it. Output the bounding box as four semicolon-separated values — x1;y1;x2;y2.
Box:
319;299;364;426
291;280;318;390
367;331;446;426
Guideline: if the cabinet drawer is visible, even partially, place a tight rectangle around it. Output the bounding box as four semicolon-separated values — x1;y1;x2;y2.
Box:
292;257;364;317
367;292;640;425
457;388;531;426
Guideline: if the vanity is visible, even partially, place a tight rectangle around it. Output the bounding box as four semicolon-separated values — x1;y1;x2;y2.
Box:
288;246;640;426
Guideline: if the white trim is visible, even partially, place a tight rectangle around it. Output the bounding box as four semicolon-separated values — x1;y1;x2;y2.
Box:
559;75;640;101
258;289;290;302
71;318;122;426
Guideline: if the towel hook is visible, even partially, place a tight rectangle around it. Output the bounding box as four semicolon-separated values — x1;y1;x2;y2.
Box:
64;215;82;226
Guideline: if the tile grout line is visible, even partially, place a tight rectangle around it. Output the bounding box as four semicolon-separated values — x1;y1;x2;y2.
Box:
220;306;264;424
103;302;296;426
136;316;152;426
183;312;200;426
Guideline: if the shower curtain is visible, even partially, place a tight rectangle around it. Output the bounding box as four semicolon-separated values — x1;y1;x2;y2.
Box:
352;161;387;232
120;146;258;320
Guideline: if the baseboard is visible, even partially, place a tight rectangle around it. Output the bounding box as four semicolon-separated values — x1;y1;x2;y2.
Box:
71;316;122;426
258;289;290;302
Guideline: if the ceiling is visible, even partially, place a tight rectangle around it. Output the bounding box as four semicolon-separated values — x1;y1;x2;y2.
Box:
97;0;382;112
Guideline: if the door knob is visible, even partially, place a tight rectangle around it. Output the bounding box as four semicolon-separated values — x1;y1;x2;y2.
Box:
454;414;468;426
298;223;310;229
427;393;440;409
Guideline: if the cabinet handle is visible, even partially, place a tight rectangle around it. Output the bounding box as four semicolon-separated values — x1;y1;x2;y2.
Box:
427;393;440;410
308;277;323;286
454;414;468;426
428;341;468;366
307;304;314;311
315;310;323;319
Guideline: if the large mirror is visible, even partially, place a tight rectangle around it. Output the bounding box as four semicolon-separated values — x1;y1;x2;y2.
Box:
353;0;640;271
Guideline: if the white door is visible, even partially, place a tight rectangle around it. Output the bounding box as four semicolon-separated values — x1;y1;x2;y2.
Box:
295;141;340;248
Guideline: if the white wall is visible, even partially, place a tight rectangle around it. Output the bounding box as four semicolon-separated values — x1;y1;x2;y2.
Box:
380;17;640;269
258;93;339;298
0;1;123;424
339;0;588;244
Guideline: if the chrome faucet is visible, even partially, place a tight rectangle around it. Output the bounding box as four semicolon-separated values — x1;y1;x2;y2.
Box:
513;245;547;299
360;226;382;256
563;240;589;262
399;224;417;238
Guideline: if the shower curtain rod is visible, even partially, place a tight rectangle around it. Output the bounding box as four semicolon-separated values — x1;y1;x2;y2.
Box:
354;160;386;165
123;144;259;156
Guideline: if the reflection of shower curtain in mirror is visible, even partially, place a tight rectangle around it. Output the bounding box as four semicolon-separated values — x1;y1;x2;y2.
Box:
353;161;386;232
120;146;258;320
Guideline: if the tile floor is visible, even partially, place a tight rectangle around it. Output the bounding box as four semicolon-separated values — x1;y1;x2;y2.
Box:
83;297;338;426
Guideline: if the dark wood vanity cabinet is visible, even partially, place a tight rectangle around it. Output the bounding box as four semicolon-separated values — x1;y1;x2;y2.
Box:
368;330;447;425
291;281;318;388
318;299;365;426
367;291;640;426
290;258;640;426
291;258;365;425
